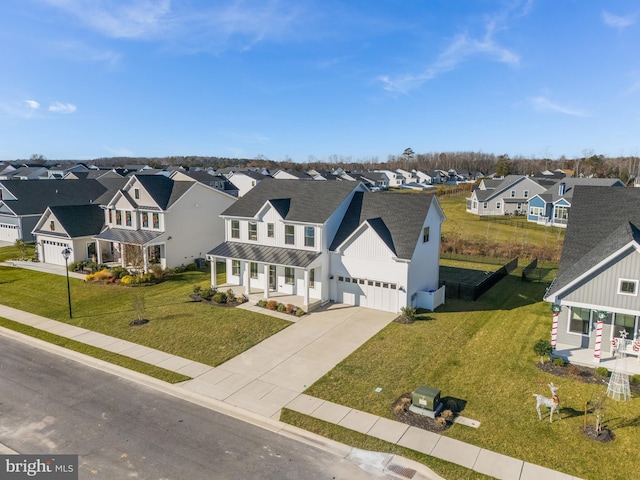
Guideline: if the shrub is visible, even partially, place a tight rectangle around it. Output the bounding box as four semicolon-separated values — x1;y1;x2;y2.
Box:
393;404;406;415
266;300;278;310
201;287;216;301
285;304;295;314
213;291;228;304
149;263;164;281
192;285;202;295
111;266;130;279
631;374;640;385
257;299;268;308
120;275;135;285
533;339;553;364
552;357;566;367
295;308;306;317
596;367;610;378
139;273;154;284
185;262;198;271
277;303;286;312
225;289;236;302
401;306;417;322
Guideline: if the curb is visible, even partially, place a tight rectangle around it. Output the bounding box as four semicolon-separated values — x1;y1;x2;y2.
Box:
0;326;442;480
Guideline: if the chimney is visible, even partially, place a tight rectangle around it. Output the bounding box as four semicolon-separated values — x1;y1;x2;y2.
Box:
558;182;565;196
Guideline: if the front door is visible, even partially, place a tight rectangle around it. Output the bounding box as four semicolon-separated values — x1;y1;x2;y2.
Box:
269;265;276;290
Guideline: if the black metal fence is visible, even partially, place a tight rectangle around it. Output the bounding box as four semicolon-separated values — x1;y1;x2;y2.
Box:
441;257;518;301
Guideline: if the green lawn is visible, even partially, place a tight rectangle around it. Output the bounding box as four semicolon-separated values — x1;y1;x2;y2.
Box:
438;194;565;247
0;265;290;367
0;242;35;261
284;274;639;480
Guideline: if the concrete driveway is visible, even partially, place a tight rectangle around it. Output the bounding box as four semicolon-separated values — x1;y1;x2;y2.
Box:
181;303;397;419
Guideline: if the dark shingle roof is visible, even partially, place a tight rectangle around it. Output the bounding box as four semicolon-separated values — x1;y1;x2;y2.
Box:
220;180;360;223
208;242;320;268
546;186;640;297
330;192;436;260
133;175;194;210
0;179;110;215
34;204;104;238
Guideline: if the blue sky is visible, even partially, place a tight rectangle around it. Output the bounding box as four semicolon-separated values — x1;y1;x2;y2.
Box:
2;1;640;162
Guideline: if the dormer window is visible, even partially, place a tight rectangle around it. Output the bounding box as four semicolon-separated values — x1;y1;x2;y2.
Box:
115;210;122;226
304;226;315;247
152;213;159;229
285;225;295;245
248;222;258;241
108;209;113;223
231;220;240;239
142;212;148;228
125;211;132;227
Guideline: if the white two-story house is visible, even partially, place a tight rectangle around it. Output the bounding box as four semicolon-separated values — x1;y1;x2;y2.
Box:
207;180;445;313
94;175;235;271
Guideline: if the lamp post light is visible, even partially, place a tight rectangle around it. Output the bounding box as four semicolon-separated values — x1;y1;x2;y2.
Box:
61;247;73;319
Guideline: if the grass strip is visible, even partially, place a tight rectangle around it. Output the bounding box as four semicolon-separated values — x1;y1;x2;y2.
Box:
280;409;493;480
0;317;191;384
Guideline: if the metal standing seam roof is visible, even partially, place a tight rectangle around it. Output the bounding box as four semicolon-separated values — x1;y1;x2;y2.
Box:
208;241;321;268
94;227;164;245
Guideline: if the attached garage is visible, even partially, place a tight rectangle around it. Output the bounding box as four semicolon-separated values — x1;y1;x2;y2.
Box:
41;239;71;266
0;223;19;243
335;275;399;313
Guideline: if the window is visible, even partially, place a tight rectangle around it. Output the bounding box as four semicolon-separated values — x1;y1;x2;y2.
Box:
231;220;240;239
285;225;295;245
248;222;257;241
108;209;112;223
125;211;132;227
267;223;274;238
134;188;140;200
285;267;294;284
530;206;543;217
232;260;240;276
152;213;159;229
50;220;55;231
304;226;315;247
250;262;258;279
524;190;529;198
496;202;501;209
569;307;590;335
142;212;148;228
510;190;516;197
483;202;488;209
423;226;430;243
554;207;568;221
115;210;122;226
619;279;638;296
614;313;636;340
309;268;315;288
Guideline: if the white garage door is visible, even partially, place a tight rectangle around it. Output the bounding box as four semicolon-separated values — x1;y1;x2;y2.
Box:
42;239;71;266
0;223;19;243
336;275;399;313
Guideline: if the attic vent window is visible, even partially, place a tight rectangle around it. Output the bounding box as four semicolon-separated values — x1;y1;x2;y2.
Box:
423;227;430;243
50;220;55;231
619;279;638;296
134;188;140;200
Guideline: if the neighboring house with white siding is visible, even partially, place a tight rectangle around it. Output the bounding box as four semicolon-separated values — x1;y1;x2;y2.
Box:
545;186;640;364
466;175;548;216
207;180;445;313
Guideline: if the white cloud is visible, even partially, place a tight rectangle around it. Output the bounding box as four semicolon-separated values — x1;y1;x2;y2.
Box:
25;100;40;109
49;101;77;113
602;11;636;29
528;96;588;117
378;2;526;93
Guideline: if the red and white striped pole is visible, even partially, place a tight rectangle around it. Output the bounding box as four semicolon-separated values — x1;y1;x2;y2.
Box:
593;311;606;364
551;304;561;351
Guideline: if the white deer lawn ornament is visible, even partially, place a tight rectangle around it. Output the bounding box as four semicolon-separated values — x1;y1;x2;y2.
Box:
533;382;560;423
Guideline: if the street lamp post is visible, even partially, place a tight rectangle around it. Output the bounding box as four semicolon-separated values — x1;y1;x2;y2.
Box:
61;247;73;319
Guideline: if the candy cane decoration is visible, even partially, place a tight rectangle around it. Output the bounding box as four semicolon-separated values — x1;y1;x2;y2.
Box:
551;304;561;351
593;311;607;364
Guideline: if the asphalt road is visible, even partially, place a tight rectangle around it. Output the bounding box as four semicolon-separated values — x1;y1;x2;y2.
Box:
0;334;394;479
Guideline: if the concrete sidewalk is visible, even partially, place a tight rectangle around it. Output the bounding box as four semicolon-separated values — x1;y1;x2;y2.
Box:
0;261;582;479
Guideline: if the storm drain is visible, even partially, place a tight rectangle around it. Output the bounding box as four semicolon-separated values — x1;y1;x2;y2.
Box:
386;463;417;479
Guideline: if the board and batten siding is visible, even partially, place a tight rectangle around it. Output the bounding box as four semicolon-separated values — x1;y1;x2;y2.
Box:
561;247;640;312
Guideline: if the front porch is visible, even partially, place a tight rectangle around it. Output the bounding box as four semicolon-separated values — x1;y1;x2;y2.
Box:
218;284;322;312
554;342;640;376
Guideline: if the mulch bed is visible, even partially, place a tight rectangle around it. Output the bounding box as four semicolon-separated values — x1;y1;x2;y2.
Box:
537;362;640;392
391;393;458;433
581;425;615;443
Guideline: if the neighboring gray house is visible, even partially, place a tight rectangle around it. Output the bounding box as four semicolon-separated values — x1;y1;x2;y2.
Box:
466;175;548;216
545;186;640;364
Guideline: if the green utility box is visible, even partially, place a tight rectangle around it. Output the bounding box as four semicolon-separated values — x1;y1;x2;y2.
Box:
412;386;441;411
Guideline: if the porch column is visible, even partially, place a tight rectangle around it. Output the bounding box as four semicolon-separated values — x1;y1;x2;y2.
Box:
96;241;102;265
142;246;149;273
244;261;250;297
593;311;607;364
210;257;217;288
303;269;309;307
119;243;125;268
263;263;269;299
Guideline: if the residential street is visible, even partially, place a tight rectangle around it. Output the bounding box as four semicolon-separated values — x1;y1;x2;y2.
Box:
0;335;394;480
